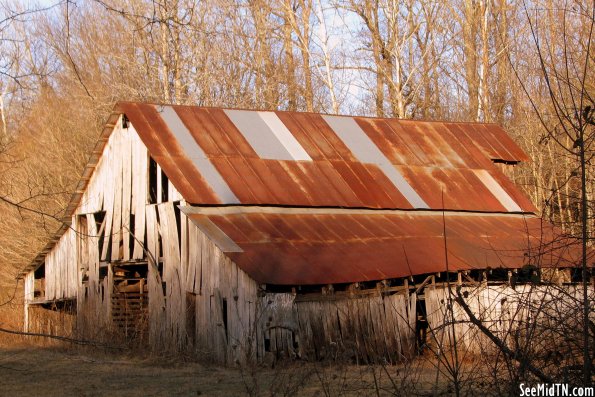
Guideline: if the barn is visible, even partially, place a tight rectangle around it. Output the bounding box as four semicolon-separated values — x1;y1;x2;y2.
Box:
19;102;582;364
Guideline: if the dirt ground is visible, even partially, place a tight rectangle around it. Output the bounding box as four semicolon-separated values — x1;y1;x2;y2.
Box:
0;303;453;396
0;346;452;396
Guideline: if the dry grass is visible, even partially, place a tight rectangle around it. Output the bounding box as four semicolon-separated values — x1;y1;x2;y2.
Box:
0;345;457;396
0;302;494;396
0;346;241;396
0;296;24;347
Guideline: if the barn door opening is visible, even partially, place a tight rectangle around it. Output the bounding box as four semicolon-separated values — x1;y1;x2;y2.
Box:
111;261;149;340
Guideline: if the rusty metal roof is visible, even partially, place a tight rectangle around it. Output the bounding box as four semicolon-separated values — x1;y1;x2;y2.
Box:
23;101;578;284
117;102;535;212
181;206;582;285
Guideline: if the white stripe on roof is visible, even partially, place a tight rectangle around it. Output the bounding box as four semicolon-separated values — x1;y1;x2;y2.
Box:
258;111;311;160
322;115;429;209
474;169;522;212
160;106;240;203
224;109;311;161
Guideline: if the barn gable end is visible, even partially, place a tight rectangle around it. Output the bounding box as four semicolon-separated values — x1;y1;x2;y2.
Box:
23;113;259;364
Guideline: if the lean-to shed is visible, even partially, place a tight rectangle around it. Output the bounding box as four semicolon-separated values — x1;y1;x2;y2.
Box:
19;102;584;364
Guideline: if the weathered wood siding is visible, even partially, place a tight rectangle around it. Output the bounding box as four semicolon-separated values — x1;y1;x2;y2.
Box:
425;285;595;353
45;228;77;300
146;202;259;364
77;115;149;261
73;116;148;338
259;292;417;363
31;116;259;364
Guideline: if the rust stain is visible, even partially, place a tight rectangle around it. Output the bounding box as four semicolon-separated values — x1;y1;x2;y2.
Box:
188;211;582;285
121;102;535;212
119;103;219;203
19;102;562;280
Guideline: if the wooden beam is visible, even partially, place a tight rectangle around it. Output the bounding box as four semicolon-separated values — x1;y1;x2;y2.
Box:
414;275;434;295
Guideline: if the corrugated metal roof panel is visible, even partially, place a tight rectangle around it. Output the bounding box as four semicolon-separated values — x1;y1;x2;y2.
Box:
488;167;538;213
323;115;429;208
161;106;240;203
261;112;312;160
395;120;457;168
474;169;522;212
322;115;386;163
283;112;357;161
354;118;425;166
457;123;529;163
182;206;582;285
175;107;254;158
118;103;533;212
225;110;295;160
397;166;509;212
20;102;572;283
119;103;220;203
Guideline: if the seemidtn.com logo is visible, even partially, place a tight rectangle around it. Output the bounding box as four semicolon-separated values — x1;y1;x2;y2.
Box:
520;383;594;397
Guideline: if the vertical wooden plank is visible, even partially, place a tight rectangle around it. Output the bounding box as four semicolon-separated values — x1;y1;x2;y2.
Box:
49;238;62;299
121;126;132;261
370;295;387;359
385;294;403;359
146;205;165;350
67;227;72;299
105;264;114;328
45;254;52;301
129;123;137;220
257;296;267;360
335;299;350;355
24;271;34;303
232;263;242;362
62;233;68;298
201;283;212;356
77;215;89;293
245;272;257;362
86;214;99;285
359;298;374;361
111;128;123;261
180;209;189;292
196;232;211;357
23;271;35;332
168;176;182;201
158;203;185;349
245;276;255;364
427;288;448;353
235;269;247;363
200;232;209;297
186;219;198;293
101;139;115;261
62;231;69;298
132;130;147;259
348;298;362;362
69;227;77;298
210;243;220;294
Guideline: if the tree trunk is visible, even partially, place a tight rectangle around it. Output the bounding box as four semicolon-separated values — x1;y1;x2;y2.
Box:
462;0;479;121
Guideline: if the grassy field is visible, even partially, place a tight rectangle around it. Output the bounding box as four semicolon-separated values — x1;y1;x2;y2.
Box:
0;345;453;396
0;346;247;396
0;303;492;396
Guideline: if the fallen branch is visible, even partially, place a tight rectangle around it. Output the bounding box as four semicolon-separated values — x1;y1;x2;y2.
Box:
0;327;126;351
